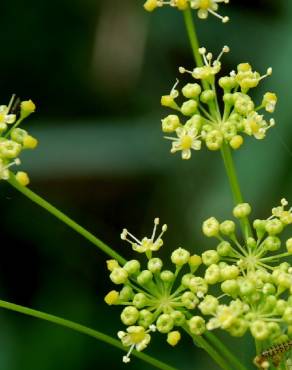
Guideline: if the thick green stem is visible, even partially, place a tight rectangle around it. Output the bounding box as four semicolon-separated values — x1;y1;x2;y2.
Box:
220;143;252;240
7;173;126;265
205;332;248;370
183;8;203;67
0;299;176;370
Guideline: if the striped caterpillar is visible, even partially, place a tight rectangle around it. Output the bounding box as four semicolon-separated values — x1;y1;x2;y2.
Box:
254;341;292;369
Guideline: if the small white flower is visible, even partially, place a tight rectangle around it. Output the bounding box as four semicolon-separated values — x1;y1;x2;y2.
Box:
165;126;201;160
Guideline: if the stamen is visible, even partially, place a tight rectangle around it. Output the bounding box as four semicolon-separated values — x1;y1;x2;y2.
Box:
216;45;230;62
208;9;229;23
179;67;193;75
170;78;180;98
151;218;159;240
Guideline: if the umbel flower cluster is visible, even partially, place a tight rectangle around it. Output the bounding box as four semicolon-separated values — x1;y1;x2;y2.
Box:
105;200;292;364
144;0;230;23
161;46;277;159
0;95;37;185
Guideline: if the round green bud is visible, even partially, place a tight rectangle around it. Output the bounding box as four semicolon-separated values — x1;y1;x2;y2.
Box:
267;322;281;339
188;255;202;270
160;270;175;283
234;96;254;115
0;140;21;159
253;219;266;231
0;123;7;134
221;122;237;141
279;262;290;272
181;273;193;288
147;258;163;273
181;291;199;309
239;280;256;296
219;76;237;91
233;203;251;218
275;299;287;315
263;295;277;311
205;264;221;284
133;293;148;309
262;283;276;295
182;83;201;99
220;220;236;236
205;130;224;151
110;267;128;285
263;236;281;252
202;217;220;237
221;279;238;297
265;219;283;235
156;314;174;333
286;238;292;253
283;307;292;325
246;237;257;249
217;241;232;257
200;90;215;103
161;115;181;133
185;115;202;131
198;295;218;315
167;331;181;347
250;320;269;341
10;128;28;144
138;309;154;328
277;272;291;289
137;270;153;285
181;100;198;116
119;286;134;301
227;318;248;337
188;316;206;335
220;265;239;280
171;248;190;266
223;93;234;105
170;310;186;326
202;250;220;266
121;306;140;325
274;334;289;344
188;277;208;297
124;260;140;275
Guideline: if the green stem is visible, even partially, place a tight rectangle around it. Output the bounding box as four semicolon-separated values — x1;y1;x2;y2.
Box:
205;332;248;370
220;142;252;240
0;299;177;370
183;8;203;67
7;172;126;265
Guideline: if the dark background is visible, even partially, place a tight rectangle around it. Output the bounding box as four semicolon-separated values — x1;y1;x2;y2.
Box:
0;0;291;369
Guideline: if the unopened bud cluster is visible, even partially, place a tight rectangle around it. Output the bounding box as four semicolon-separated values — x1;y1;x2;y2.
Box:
0;96;37;185
161;47;277;159
143;0;230;23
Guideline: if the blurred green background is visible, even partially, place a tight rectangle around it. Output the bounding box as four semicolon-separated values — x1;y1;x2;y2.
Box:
0;0;291;369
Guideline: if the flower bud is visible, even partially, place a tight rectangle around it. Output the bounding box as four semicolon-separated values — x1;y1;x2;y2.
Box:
219;220;235;236
121;306;140;325
188;316;206;335
104;290;119;305
23;135;38;149
202;217;220;237
205;130;223;151
181;291;199;309
161;115;181;133
119;286;134;301
138;309;154;328
264;236;281;251
230;135;243;150
106;259;119;271
110;267;128;284
181;100;198;116
15;171;30;186
217;241;232;256
133;293;148;309
156;314;174;333
286;238;292;253
182;83;201;99
124;260;140;275
20;100;36;119
137;270;153;285
200;90;215;103
202;250;220;266
147;258;163;273
205;264;221;284
221;279;238;296
233;203;251;218
167;331;181;346
265;219;283;235
250;320;269;340
171;247;190;266
199;295;218;315
283;307;292;325
262;92;277;113
160;270;175;283
170;310;186;326
143;0;159;12
228;318;248;337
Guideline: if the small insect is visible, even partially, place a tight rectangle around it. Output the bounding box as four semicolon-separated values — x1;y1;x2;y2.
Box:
254;341;292;369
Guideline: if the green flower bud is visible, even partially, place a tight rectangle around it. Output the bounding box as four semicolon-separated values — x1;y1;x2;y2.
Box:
188;316;206;335
277;272;291;289
181;100;198;116
200;90;215;103
181;291;199;309
189;277;208;297
233;203;251;218
220;220;236;235
138;309;154;328
110;267;128;285
221;122;237;141
246;237;257;249
121;306;140;325
124;260;141;275
205;264;221;284
198;295;218;315
171;247;190;266
188;255;202;271
217;241;232;257
234;96;254;115
181;273;193;288
133;293;148;309
221;279;238;297
275;299;287;315
182;83;201;99
202;250;220;266
167;331;181;347
147;258;163;273
274;334;289;344
185;115;202;131
119;286;134;301
219;76;237;91
0;140;21;159
227;318;248;337
20;100;36;119
202;217;220;237
160;270;175;283
283;307;292;325
262;283;276;295
205;130;224;151
263;236;281;251
262;295;277;311
265;219;283;235
156;314;174;333
162;115;181;133
220;265;239;280
239;280;256;296
170;310;186;326
286;238;292;253
10;128;28;144
250;320;269;341
137;270;153;285
223;93;234;105
267;322;281;339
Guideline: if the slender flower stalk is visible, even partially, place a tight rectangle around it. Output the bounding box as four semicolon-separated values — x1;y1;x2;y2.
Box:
7;172;126;265
0;299;177;370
